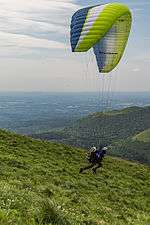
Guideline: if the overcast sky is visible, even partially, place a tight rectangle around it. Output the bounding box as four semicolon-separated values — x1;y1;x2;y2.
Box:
0;0;149;92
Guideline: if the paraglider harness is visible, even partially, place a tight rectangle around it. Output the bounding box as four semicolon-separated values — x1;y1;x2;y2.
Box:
88;149;106;164
79;147;107;174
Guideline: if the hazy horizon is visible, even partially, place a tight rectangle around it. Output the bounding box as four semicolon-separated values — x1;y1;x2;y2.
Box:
0;91;149;135
0;91;150;94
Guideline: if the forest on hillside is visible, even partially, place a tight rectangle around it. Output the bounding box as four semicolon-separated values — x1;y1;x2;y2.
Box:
31;106;150;164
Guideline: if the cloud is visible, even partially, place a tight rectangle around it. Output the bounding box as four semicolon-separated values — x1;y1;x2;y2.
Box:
0;31;68;57
0;0;79;58
0;1;149;92
132;68;140;72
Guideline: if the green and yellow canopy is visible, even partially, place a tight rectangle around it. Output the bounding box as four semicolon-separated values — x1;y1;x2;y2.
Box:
70;3;132;73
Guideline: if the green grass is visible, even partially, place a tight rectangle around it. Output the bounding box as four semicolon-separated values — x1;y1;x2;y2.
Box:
133;129;150;143
0;129;149;225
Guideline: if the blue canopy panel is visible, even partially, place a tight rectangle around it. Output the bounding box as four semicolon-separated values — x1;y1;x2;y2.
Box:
93;39;107;73
70;6;92;52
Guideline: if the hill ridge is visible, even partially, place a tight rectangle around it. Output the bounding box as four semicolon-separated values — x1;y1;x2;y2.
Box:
31;106;150;164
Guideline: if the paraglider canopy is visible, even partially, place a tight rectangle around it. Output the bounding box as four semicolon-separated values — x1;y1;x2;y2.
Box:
70;3;132;73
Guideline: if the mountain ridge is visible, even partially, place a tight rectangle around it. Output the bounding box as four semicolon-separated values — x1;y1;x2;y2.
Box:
31;106;150;164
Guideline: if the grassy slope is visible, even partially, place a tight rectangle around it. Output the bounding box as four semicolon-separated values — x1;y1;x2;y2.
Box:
133;129;150;143
0;130;149;225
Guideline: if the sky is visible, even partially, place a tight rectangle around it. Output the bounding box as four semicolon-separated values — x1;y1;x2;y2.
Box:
0;0;149;92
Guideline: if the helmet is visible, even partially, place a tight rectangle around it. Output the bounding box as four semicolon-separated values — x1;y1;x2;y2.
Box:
102;147;108;151
91;147;96;152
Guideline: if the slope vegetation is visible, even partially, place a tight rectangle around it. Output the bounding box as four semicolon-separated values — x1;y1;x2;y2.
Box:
0;129;149;225
110;137;150;164
31;106;150;164
31;106;150;146
133;128;150;143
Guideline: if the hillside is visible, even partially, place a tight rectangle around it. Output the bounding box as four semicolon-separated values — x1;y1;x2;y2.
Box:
31;106;150;146
0;129;149;225
110;137;150;164
31;106;150;164
133;129;150;143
